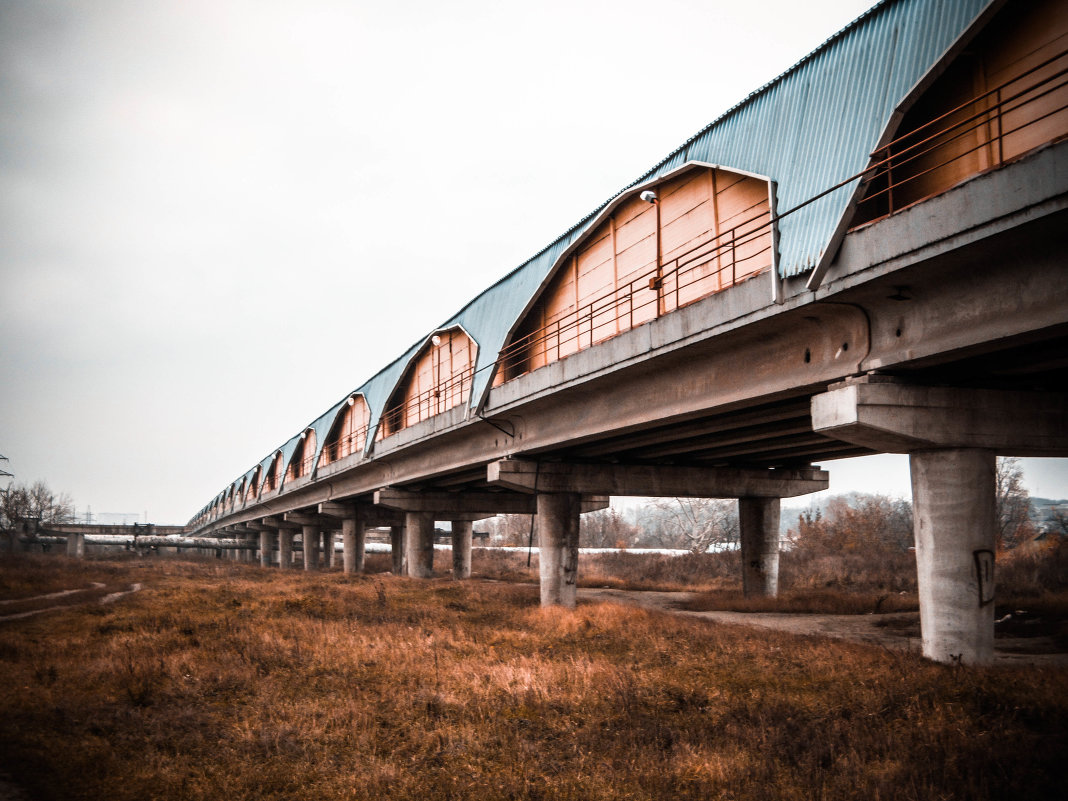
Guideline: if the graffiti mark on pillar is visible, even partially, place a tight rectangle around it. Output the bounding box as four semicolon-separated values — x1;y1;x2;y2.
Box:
973;549;995;606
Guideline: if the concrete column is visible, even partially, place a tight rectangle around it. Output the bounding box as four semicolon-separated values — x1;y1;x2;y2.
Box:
390;525;406;574
259;530;277;567
405;512;435;578
451;520;473;579
278;530;293;569
911;448;997;665
302;525;320;571
536;493;581;608
739;497;781;598
65;532;85;558
342;512;366;574
322;530;335;568
245;534;258;563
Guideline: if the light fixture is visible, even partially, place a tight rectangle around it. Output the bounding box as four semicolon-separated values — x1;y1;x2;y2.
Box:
432;335;442;346
640;190;658;204
347;396;355;406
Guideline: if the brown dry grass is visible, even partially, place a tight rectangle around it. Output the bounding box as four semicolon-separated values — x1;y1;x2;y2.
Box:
0;553;1066;800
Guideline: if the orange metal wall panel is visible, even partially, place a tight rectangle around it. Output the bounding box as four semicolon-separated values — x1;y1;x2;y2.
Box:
855;0;1068;225
385;327;477;432
501;165;773;382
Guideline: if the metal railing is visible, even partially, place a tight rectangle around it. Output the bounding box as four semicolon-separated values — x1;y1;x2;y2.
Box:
495;204;772;380
378;366;475;437
319;424;371;464
855;48;1068;222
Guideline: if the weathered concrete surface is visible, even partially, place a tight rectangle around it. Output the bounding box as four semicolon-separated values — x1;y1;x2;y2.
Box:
65;532;85;558
488;460;828;498
405;512;435;578
278;530;293;569
739;498;780;598
342;514;365;574
322;530;335;568
537;493;581;608
259;530;275;567
911;449;997;665
451;520;472;579
812;380;1068;455
302;525;319;571
390;525;405;574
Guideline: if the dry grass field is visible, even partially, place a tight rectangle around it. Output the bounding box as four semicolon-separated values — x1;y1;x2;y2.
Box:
1;551;1066;800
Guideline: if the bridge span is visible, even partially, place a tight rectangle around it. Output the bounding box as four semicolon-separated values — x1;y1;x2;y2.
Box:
188;0;1068;665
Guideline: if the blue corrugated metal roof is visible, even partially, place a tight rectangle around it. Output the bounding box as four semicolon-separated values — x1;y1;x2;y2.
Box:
197;0;995;522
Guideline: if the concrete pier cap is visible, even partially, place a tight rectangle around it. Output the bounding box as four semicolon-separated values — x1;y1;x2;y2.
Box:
813;378;1068;665
487;458;829;608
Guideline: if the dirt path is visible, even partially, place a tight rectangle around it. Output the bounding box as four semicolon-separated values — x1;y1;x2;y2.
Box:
578;587;1068;667
0;583;143;623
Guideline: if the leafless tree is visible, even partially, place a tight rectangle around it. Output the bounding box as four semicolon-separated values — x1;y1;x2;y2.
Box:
650;497;739;553
580;507;639;548
0;480;75;531
995;457;1033;549
484;514;535;547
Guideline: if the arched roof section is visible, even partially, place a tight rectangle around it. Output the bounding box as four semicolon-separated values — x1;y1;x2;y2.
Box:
488;162;776;391
303;398;348;475
244;465;261;503
320;393;372;465
378;325;480;435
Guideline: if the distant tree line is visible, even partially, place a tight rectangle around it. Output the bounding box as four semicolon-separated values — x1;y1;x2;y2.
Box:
0;480;75;531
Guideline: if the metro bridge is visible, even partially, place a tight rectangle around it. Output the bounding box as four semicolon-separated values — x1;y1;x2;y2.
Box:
187;0;1068;665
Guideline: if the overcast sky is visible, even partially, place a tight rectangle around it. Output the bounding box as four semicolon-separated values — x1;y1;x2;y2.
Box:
2;0;1065;524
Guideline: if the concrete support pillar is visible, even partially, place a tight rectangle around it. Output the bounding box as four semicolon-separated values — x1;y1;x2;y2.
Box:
451;520;473;579
911;448;997;665
739;497;781;598
405;512;435;578
302;524;320;571
278;530;293;569
390;525;406;574
65;532;85;558
245;534;258;563
536;493;581;608
342;513;366;574
322;530;335;568
259;530;277;568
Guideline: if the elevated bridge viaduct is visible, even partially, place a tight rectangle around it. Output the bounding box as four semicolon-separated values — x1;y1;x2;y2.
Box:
188;0;1068;665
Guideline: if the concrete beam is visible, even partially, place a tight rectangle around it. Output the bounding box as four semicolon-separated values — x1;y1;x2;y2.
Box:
286;511;334;528
812;379;1068;455
375;488;535;515
261;515;302;531
317;501;405;527
487;459;828;498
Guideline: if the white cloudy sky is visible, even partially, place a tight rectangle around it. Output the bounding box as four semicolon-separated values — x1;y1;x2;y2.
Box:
2;0;1065;524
